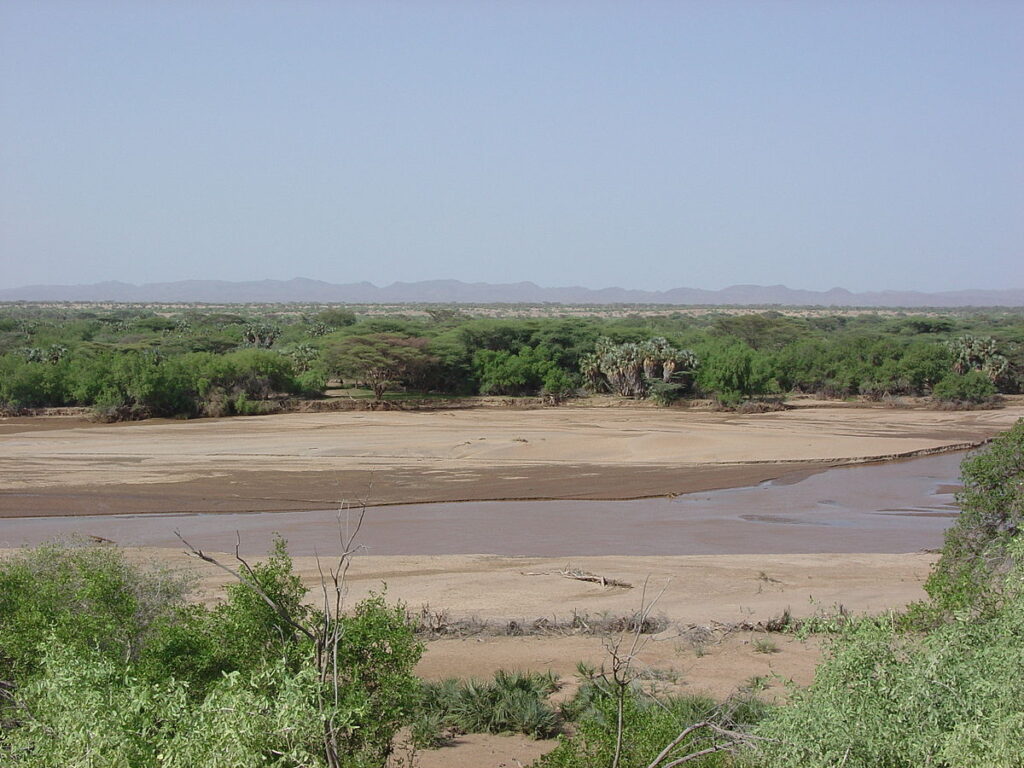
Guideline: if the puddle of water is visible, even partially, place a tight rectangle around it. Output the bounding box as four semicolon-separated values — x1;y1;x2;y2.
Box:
0;452;966;557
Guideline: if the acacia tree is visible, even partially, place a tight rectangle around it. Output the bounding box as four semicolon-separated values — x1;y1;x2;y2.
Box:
324;334;436;401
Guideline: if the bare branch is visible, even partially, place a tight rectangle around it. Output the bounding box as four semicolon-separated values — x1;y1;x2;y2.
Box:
175;530;315;643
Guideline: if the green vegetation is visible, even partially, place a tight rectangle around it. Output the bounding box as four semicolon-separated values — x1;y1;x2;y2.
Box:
931;370;997;405
415;671;561;743
538;683;767;768
749;421;1024;768
1;304;1023;416
324;333;436;402
925;419;1024;616
0;537;422;767
752;577;1024;767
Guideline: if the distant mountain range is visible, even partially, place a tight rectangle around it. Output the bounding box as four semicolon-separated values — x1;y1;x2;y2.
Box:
2;278;1023;307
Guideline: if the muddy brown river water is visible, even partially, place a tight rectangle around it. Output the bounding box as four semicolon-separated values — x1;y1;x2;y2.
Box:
0;451;966;556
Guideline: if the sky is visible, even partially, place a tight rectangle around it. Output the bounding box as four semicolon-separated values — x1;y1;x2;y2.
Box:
1;1;1021;293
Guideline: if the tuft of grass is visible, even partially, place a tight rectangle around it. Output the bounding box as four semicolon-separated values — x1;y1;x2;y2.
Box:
744;674;772;692
753;636;780;654
417;670;561;741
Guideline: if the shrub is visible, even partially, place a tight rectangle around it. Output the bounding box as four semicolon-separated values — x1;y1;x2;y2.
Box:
752;636;779;654
0;539;423;767
932;371;997;404
418;670;561;740
696;341;771;403
0;540;194;682
925;418;1024;616
540;687;766;768
754;548;1024;767
541;366;579;403
648;380;685;406
2;643;335;768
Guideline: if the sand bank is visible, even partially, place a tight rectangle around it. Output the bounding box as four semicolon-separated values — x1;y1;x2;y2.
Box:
2;404;1021;517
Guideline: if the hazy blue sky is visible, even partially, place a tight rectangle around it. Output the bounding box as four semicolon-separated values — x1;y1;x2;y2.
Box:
2;1;1021;292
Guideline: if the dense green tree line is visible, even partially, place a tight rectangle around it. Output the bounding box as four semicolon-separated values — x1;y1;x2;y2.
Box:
1;306;1022;415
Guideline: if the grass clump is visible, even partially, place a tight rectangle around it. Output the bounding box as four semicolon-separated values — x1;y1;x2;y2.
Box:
413;669;561;744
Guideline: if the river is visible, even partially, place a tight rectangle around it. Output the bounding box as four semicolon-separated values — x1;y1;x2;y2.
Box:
0;450;967;557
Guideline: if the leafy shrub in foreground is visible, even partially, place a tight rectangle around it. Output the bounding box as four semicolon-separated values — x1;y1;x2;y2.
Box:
0;540;194;682
753;542;1024;768
0;539;423;768
539;686;766;768
752;425;1024;767
4;643;332;768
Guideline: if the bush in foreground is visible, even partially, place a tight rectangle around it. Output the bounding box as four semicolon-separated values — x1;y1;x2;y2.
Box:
0;538;422;767
753;541;1024;768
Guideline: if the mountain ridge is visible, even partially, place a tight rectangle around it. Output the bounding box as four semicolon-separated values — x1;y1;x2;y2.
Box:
1;279;1022;307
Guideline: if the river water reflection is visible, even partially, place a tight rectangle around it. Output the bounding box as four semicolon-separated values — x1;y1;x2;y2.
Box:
0;451;967;557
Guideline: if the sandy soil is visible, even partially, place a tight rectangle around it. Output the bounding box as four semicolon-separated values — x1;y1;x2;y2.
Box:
171;550;935;625
131;547;925;767
173;548;927;705
2;404;1021;516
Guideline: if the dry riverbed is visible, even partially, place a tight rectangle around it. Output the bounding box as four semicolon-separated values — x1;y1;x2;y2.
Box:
2;402;1021;517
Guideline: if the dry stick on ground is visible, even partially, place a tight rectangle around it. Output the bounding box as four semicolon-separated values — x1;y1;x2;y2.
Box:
175;499;370;768
521;565;633;589
560;565;633;589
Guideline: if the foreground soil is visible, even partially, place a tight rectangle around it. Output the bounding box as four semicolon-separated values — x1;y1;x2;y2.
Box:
145;547;928;768
2;403;1021;517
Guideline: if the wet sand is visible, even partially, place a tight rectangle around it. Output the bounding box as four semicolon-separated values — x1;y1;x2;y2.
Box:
0;451;964;555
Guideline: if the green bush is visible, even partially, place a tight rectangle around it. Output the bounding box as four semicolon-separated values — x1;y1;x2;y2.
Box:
474;346;567;396
3;643;334;768
0;539;423;767
932;370;997;404
925;418;1024;615
539;686;766;768
0;540;194;682
752;428;1024;767
696;341;770;402
754;544;1024;767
